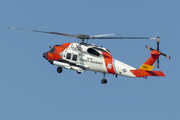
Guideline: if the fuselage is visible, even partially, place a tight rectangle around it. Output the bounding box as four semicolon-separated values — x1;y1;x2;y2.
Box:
43;42;136;78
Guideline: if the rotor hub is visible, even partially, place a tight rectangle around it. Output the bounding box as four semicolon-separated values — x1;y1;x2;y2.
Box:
77;34;90;40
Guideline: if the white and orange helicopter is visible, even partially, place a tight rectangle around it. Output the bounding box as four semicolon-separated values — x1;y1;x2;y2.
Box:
9;28;170;84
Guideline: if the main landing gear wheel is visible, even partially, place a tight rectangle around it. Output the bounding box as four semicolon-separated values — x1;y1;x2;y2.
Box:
101;79;107;84
101;73;107;84
57;67;62;73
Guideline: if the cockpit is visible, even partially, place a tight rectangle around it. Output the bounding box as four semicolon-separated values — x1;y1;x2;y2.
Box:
43;43;72;61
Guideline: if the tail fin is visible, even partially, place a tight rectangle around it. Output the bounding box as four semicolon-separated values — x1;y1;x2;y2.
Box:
139;50;160;71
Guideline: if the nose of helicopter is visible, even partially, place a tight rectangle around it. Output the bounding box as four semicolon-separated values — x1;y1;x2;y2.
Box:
43;52;48;60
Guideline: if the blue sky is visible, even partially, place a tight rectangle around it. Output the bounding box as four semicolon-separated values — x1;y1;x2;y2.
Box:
0;0;180;120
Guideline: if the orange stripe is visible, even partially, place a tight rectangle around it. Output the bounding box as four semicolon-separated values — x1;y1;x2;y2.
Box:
102;51;116;74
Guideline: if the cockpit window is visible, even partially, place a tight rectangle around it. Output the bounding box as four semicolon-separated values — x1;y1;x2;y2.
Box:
49;47;55;54
87;48;100;56
93;47;107;52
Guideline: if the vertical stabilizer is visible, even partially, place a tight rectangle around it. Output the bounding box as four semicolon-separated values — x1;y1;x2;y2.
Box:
139;50;161;71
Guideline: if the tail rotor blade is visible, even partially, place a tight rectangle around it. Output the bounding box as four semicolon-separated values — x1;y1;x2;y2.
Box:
161;53;171;59
157;36;160;51
146;45;154;51
157;58;160;68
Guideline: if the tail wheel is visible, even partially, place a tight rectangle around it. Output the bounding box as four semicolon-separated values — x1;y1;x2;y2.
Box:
57;67;62;73
77;71;81;74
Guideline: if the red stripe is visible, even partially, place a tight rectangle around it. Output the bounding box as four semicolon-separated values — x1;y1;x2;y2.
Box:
102;51;116;74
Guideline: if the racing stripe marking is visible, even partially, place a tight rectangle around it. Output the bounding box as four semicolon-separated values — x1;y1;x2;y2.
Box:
102;51;116;74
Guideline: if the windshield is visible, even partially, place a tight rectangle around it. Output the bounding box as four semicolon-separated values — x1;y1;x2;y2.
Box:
49;47;55;54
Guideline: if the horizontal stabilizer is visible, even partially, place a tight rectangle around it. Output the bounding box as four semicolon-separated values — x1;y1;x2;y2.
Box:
130;69;166;78
147;71;165;77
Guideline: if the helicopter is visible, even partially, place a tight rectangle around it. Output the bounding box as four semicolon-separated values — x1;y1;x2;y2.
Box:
8;28;170;84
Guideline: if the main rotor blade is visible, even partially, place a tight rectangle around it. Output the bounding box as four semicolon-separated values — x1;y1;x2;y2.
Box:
8;28;77;38
90;34;118;38
92;37;156;39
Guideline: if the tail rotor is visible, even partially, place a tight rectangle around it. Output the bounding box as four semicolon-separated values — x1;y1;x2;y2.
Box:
146;37;170;68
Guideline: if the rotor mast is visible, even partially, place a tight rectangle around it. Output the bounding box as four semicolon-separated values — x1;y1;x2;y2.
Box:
77;34;90;43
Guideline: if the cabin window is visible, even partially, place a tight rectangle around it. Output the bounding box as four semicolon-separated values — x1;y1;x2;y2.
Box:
87;48;99;56
66;53;71;60
72;54;77;61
